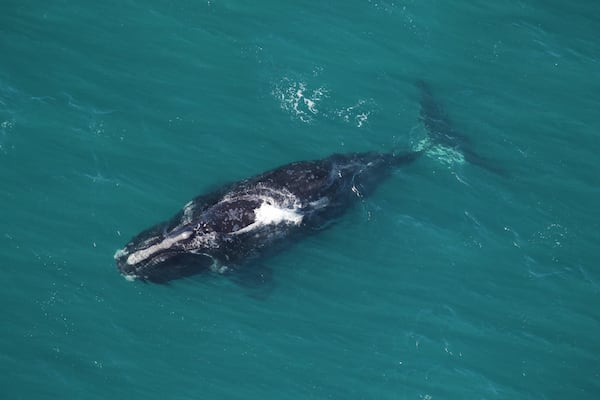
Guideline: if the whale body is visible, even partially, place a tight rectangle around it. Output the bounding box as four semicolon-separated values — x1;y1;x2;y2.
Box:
114;151;421;282
114;81;503;282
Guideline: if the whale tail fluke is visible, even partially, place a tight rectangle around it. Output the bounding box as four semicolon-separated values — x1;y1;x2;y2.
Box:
461;148;509;177
416;80;508;177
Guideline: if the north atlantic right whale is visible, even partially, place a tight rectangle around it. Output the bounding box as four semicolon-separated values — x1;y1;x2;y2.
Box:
114;81;503;283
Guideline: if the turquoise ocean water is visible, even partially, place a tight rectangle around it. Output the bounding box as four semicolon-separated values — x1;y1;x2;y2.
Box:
1;1;599;398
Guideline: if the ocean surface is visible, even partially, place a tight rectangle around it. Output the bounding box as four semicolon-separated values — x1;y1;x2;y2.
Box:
1;1;599;399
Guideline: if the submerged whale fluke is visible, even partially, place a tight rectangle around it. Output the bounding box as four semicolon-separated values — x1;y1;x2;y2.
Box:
416;80;508;177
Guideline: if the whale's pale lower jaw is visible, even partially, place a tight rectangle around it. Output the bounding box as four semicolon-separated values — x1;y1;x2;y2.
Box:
114;248;214;283
113;247;170;281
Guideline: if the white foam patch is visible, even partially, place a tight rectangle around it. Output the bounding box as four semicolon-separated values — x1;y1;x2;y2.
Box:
272;78;327;123
126;230;192;265
412;137;466;166
309;197;329;209
335;99;375;128
0;118;15;153
0;120;14;129
182;200;195;223
234;202;303;235
356;113;370;128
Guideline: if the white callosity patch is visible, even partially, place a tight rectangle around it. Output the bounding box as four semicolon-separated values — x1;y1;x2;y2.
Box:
233;201;303;235
125;230;193;265
113;248;128;260
188;230;219;249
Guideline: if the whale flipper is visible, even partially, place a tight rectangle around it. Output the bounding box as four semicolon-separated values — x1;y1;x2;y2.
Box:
416;80;507;177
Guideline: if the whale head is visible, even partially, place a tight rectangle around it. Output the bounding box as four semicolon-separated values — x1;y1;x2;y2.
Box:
114;221;218;283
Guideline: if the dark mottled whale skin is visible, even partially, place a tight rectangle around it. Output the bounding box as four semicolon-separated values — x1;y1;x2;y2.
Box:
114;150;421;282
115;81;503;282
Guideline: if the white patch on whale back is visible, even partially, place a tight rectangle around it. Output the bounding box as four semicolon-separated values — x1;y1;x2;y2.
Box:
233;201;303;235
126;230;192;265
256;202;303;225
189;231;219;249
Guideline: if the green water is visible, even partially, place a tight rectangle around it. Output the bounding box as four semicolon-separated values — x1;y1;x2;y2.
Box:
1;1;599;399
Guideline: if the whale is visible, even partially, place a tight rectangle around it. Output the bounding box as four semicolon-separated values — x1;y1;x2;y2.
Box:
114;150;423;282
114;81;502;282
